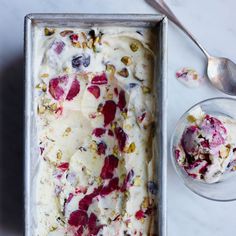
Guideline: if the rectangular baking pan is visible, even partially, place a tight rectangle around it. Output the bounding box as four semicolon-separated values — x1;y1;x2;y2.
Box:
24;13;168;236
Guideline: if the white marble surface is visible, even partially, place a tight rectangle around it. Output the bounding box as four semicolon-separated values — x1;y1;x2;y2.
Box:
0;0;236;235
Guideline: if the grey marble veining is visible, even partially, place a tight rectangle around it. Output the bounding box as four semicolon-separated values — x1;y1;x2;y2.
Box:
1;0;236;235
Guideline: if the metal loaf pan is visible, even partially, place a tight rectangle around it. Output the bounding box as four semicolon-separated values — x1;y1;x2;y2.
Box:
24;14;167;236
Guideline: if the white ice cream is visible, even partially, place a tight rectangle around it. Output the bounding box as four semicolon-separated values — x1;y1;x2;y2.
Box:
33;26;158;236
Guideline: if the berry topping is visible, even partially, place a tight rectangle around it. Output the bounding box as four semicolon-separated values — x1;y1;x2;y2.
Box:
51;39;65;54
69;34;79;42
92;128;106;137
100;155;119;179
88;213;104;235
97;142;107;155
88;85;100;98
135;210;145;220
49;75;68;100
79;186;102;211
102;100;117;126
57;162;69;171
91;73;108;85
115;127;127;151
66;79;80;101
68;210;88;226
117;90;126;111
121;169;134;192
100;177;119;196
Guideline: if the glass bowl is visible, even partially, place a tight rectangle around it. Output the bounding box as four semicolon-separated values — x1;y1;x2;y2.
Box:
170;97;236;201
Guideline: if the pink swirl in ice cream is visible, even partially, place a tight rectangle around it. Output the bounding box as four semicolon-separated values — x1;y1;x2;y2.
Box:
175;110;236;183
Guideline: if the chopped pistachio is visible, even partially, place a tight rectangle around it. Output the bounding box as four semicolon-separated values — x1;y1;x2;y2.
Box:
81;32;87;40
40;73;49;78
118;68;129;78
187;115;197;123
130;42;139;52
49;103;57;112
41;83;47;92
87;39;93;49
220;146;230;158
63;67;70;73
89;141;97;152
56;150;62;160
95;176;102;185
36;84;41;89
121;112;128;119
111;123;116;131
133;176;142;186
63;127;71;137
42;98;51;106
73;42;81;48
37;105;46;114
106;93;113;99
93;36;100;45
82;42;87;48
121;56;132;66
141;197;149;209
106;64;116;74
127;142;136;153
124;124;132;130
44;27;55;36
60;30;74;37
142;86;151;94
113;145;119;156
49;226;57;232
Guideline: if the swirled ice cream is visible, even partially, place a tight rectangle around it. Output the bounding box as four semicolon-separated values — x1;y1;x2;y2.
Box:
34;26;157;236
175;107;236;183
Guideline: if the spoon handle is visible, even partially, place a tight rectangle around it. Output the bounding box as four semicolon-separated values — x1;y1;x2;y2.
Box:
146;0;211;58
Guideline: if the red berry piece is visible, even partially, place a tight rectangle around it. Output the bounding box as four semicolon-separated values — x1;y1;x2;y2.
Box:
100;177;119;196
117;90;126;111
51;39;65;54
97;142;107;155
135;210;145;220
79;186;102;211
91;73;108;85
114;127;127;151
66;193;74;204
49;75;68;100
57;162;69;171
137;113;146;123
92;128;106;137
102;100;117;126
88;85;100;99
66;79;80;101
108;129;114;136
120;169;134;192
88;213;104;235
114;87;118;96
100;155;119;179
68;210;88;226
70;34;79;42
76;226;83;236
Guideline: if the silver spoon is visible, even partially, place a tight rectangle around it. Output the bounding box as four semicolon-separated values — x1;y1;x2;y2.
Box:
147;0;236;96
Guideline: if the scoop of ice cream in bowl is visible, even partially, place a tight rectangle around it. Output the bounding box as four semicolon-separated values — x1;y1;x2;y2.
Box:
171;98;236;201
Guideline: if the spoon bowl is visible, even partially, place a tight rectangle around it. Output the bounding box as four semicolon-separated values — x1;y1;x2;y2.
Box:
147;0;236;96
208;57;236;95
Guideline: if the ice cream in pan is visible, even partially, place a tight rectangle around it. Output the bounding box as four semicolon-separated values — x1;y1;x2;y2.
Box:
34;26;158;235
175;107;236;184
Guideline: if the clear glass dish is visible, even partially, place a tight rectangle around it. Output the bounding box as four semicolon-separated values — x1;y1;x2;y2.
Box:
171;97;236;201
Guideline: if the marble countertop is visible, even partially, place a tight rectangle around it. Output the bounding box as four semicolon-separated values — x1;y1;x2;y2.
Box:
0;0;236;235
